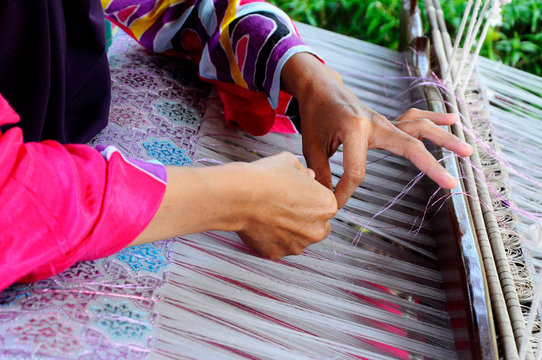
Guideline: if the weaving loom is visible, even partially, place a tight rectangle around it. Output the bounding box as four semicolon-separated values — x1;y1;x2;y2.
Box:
1;0;541;359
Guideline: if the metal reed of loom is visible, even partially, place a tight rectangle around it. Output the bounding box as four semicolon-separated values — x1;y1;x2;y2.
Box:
403;0;542;358
149;9;507;360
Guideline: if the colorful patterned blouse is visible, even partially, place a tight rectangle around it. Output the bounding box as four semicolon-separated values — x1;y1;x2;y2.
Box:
102;0;314;134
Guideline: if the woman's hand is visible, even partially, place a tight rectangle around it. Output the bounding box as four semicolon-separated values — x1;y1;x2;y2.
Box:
132;152;337;259
235;152;337;259
282;53;473;208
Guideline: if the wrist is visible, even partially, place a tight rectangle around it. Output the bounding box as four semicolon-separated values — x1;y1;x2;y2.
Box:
195;162;254;233
281;52;320;98
131;163;253;246
281;52;341;100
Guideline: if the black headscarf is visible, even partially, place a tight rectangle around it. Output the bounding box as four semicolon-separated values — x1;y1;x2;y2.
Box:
0;0;111;143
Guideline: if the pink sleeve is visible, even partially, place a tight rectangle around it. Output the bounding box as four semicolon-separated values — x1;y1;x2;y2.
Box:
0;95;167;290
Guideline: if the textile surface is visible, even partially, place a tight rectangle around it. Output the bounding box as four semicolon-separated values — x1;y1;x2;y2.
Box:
0;32;207;359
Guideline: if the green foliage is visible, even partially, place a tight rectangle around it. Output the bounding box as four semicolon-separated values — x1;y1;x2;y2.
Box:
270;0;401;50
270;0;542;76
439;0;542;75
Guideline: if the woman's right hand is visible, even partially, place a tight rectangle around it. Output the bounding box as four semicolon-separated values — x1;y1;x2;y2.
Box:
236;152;337;259
132;152;337;259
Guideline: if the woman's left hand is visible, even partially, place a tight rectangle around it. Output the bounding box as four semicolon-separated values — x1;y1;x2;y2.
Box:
281;53;473;208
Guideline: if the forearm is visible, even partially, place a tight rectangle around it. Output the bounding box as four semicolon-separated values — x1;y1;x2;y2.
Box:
131;152;338;260
131;163;251;246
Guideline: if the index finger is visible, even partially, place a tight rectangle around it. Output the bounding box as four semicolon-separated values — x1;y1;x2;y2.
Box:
375;127;458;189
396;108;458;125
334;133;368;208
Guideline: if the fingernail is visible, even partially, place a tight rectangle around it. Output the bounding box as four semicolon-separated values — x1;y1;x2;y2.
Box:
463;143;473;155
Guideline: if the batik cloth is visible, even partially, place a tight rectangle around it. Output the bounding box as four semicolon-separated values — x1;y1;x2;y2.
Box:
102;0;314;134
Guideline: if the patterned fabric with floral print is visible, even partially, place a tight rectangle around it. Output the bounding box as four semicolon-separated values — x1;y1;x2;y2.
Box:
0;32;210;359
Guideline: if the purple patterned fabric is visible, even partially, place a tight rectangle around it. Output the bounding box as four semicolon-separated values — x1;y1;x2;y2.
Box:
102;0;316;109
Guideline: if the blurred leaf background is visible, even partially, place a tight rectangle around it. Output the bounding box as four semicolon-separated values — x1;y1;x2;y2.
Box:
270;0;542;76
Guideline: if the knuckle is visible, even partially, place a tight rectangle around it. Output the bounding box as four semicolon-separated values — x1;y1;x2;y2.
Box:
321;193;338;216
277;152;300;167
279;151;293;160
330;68;341;80
403;137;425;157
346;167;366;185
420;118;433;126
318;224;331;240
415;139;427;152
287;152;301;165
326;196;338;216
261;243;286;260
277;151;288;158
319;221;331;239
310;223;330;242
268;251;284;260
371;113;388;124
422;119;440;133
325;221;332;237
394;120;410;131
408;137;425;150
406;124;425;139
289;246;305;256
407;108;422;117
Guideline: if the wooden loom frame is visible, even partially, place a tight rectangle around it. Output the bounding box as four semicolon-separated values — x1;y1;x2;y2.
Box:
400;0;501;358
